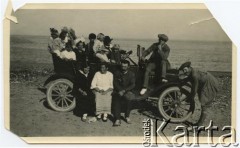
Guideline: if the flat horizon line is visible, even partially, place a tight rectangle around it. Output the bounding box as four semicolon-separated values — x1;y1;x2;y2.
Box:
10;34;231;43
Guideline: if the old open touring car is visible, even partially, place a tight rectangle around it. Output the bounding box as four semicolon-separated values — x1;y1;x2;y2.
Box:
44;45;196;123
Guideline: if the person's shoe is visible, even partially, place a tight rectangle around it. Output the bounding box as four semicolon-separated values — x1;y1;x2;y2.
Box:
82;114;88;122
140;88;147;95
102;117;108;122
162;78;168;83
102;114;108;122
113;120;121;126
126;117;132;124
82;117;87;122
96;114;101;121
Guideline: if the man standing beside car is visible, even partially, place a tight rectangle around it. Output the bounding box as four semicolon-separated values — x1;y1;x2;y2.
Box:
140;34;171;95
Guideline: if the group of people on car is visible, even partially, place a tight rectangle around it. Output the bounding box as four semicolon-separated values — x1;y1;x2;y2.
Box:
48;27;220;128
48;27;121;65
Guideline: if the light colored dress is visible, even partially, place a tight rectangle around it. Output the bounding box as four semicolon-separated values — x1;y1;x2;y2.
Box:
95;53;110;62
51;38;65;53
91;71;113;114
93;39;104;53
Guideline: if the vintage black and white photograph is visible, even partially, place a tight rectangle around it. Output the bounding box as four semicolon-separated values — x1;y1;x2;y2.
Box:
8;4;233;143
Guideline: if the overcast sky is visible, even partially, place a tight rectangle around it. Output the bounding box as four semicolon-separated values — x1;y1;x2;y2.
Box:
10;9;230;41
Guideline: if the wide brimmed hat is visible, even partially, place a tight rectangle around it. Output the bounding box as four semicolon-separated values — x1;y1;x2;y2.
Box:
61;27;69;33
158;34;169;42
74;37;86;45
68;28;77;40
50;28;59;36
104;36;113;45
112;44;120;49
99;45;110;52
179;61;191;71
101;48;110;52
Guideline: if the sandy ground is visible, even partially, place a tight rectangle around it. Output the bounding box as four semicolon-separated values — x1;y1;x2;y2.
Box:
9;71;232;138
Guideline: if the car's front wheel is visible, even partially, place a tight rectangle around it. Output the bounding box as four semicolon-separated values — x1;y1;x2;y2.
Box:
46;79;76;112
158;86;194;123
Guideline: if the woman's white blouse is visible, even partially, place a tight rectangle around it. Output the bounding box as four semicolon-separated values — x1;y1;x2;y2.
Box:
91;71;113;91
60;50;76;61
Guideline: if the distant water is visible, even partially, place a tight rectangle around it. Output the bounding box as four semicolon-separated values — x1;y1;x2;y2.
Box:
10;35;232;72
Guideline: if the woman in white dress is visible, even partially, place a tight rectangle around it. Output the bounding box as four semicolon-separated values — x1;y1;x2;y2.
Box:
91;62;113;122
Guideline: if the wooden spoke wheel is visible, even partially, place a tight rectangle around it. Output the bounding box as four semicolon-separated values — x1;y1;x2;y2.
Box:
158;86;194;123
47;79;76;112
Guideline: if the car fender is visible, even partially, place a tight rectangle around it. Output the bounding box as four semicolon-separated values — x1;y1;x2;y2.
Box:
44;73;75;88
150;82;181;97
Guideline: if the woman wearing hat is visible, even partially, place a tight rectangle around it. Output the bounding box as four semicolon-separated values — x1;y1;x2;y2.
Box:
48;28;59;53
95;47;110;63
178;62;219;127
49;27;76;73
95;36;113;63
50;27;76;61
74;37;86;63
59;27;77;61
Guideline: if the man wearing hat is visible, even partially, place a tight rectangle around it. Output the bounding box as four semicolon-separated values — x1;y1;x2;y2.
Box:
111;44;121;64
103;36;115;62
85;33;97;63
140;34;171;95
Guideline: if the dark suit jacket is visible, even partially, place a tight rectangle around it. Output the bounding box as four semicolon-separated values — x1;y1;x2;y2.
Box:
73;70;94;97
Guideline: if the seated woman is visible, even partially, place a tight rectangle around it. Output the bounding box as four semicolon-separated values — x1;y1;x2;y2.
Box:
48;28;59;53
73;37;86;63
95;36;113;63
60;46;76;61
91;62;113;122
178;61;219;128
59;27;76;61
50;27;76;73
50;27;68;57
73;62;95;122
95;47;110;63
